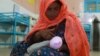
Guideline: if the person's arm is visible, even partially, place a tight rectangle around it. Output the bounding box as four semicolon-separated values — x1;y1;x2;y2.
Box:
26;31;43;45
27;29;55;45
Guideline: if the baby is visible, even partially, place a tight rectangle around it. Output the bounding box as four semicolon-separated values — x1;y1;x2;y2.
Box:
26;36;62;55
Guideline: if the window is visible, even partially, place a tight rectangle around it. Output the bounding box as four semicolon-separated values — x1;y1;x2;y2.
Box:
84;0;100;12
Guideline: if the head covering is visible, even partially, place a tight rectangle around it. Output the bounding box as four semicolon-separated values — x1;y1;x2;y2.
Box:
25;0;90;56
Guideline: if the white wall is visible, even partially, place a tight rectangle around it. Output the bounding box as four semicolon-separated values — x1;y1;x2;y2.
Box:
0;0;15;12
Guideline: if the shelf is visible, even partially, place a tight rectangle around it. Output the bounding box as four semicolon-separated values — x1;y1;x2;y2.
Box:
0;12;29;26
16;32;27;35
0;32;26;35
0;32;13;35
0;43;13;45
0;12;30;46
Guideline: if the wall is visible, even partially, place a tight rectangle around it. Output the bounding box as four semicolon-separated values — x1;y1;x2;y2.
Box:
0;0;15;12
66;0;83;14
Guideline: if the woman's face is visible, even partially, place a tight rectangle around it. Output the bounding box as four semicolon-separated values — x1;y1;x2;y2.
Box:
45;1;62;20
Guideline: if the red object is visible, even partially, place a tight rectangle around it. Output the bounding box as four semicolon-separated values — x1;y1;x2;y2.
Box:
25;0;90;56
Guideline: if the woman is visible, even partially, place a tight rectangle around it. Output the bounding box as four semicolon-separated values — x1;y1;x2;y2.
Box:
10;0;90;56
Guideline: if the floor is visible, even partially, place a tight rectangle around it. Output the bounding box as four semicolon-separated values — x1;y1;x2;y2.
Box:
90;51;100;56
0;48;100;56
0;48;11;56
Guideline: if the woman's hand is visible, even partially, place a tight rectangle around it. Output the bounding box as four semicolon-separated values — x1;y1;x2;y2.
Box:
41;29;55;40
35;28;55;40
